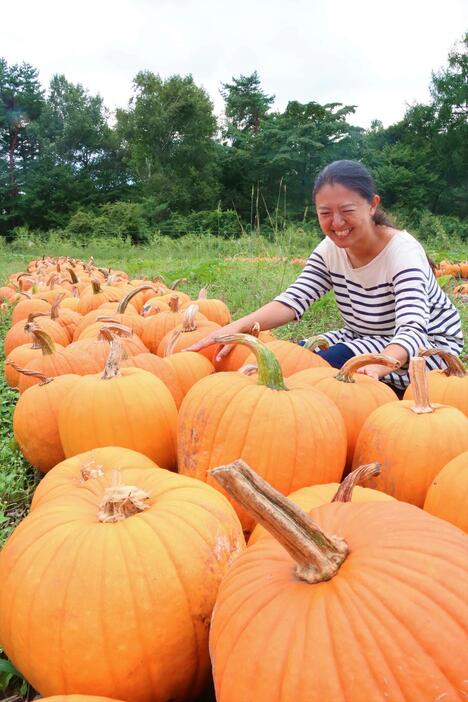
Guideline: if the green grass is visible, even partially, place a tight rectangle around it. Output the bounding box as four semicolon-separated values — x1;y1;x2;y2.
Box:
0;228;466;700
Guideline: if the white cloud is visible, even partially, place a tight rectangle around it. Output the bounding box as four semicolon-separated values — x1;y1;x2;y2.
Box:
2;0;466;127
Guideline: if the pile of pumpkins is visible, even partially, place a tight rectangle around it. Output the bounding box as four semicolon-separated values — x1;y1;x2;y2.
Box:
0;255;467;702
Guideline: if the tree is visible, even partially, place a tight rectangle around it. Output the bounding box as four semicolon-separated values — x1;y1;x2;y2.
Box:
0;59;44;233
116;72;221;212
220;71;274;135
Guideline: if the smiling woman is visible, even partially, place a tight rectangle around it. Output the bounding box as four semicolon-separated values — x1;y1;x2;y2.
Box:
187;160;464;393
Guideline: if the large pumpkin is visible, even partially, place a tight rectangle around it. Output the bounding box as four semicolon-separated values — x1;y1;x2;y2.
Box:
178;333;347;532
423;452;468;532
209;461;468;702
58;340;178;470
291;353;398;468
39;696;124;701
353;358;468;506
0;467;244;701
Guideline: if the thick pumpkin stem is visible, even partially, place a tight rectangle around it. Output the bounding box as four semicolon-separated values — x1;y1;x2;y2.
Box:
335;353;400;383
302;335;330;351
30;328;56;355
98;322;132;338
81;460;105;481
50;293;66;319
168;296;180;313
250;322;261;337
98;471;150;522
181;304;200;332
409;358;434;414
164;329;181;357
91;279;102;295
116;284;157;314
198;287;208;299
101;339;123;380
170;277;187;290
419;347;466;378
214;333;287;390
331;463;381;502
67;267;79;284
210;460;348;583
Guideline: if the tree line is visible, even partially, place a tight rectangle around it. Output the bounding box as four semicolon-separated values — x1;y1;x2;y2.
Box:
0;34;466;241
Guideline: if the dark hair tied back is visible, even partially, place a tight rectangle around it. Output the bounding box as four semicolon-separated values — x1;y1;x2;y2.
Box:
313;160;392;227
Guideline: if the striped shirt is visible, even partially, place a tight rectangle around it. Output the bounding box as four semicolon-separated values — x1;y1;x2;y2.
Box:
275;230;464;389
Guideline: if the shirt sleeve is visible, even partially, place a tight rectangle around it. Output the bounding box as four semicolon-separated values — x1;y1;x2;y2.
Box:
274;249;333;320
390;264;432;358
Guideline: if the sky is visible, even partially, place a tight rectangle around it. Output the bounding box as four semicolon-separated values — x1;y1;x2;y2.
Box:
2;0;466;128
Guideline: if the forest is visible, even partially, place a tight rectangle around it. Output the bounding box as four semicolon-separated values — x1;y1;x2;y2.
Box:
0;33;466;243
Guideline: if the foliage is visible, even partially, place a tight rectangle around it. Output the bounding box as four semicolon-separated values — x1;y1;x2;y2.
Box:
159;208;242;238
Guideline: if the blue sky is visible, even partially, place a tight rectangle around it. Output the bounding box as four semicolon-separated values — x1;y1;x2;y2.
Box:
3;0;466;127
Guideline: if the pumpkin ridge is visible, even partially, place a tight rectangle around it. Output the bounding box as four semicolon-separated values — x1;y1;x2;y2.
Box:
351;568;463;697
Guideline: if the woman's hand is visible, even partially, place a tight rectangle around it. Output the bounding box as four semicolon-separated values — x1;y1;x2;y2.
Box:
356;363;395;380
184;320;247;362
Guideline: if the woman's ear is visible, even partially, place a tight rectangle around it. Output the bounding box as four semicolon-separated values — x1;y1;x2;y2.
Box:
370;194;381;216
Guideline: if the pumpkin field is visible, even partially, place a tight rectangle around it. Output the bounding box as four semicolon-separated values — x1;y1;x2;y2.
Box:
0;231;467;702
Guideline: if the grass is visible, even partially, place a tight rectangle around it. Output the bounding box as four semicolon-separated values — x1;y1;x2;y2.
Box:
0;227;466;699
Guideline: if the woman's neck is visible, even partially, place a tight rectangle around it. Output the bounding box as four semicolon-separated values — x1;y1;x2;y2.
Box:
346;225;397;268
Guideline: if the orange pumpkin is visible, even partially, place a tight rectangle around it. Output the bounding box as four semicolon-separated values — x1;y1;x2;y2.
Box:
140;296;186;353
58;340;178;470
404;348;467;416
291;353;398;468
11;296;51;325
0;467;244;701
213;322;275;372
31;446;158;510
4;313;69;355
181;287;231;326
17;329;83;393
39;696;124;701
120;352;184;408
209;460;468;702
163;350;215;403
353;358;468;506
244;337;329;376
157;304;220;360
178;333;347;532
423;451;468;532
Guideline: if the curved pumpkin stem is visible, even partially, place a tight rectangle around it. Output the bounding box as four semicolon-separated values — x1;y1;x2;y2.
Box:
50;292;67;319
302;335;330;351
419;347;466;378
7;361;53;386
101;338;123;380
116;284;157;314
181;304;200;332
214;333;287;391
170;277;187;290
164;329;181;357
335;353;400;383
331;463;381;502
210;460;348;583
30;328;56;356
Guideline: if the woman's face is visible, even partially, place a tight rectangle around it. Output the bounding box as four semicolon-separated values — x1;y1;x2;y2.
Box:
315;182;380;250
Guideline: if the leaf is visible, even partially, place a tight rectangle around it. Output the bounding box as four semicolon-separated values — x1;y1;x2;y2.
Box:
437;274;453;288
0;658;21;677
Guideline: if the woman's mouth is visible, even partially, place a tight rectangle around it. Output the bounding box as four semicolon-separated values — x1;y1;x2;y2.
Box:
333;228;351;239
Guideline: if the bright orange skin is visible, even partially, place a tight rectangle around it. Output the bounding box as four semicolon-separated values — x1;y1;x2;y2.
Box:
77;285;122;314
163;351;215;402
353;401;468;506
245;339;329;376
0;467;244;702
40;696;124;701
4;317;69;355
424;452;468;531
404;370;468;417
11;297;51;325
13;374;81;473
182;297;231;326
291;366;397;467
211;501;468;702
248;482;396;545
158;320;221;360
5;341;63;387
178;373;347;531
58;368;178;470
121;352;184;408
18;348;82;393
140;308;185;353
31;446;159;510
213;331;275;372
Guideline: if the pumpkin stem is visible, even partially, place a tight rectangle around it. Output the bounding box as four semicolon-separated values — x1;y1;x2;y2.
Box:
331;463;381;502
181;304;200;332
335;353;400;383
97;470;150;522
116;284;157;314
168;295;180;313
210;459;348;583
302;334;330;351
164;329;181;357
418;347;466;378
198;287;208;300
7;361;53;385
409;358;434;414
91;279;102;295
214;333;287;391
81;460;105;481
101;339;123;380
170;277;187;290
50;292;66;319
30;328;56;355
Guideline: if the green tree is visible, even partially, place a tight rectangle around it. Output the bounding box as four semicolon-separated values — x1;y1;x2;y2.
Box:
220;71;274;135
116;72;220;212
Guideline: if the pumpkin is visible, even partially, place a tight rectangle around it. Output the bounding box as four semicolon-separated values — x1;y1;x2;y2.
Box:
140;296;186;353
49;293;82;341
181;287;231;326
423;452;468;532
291;353;399;468
404;348;467;416
58;339;178;470
12;368;81;473
178;333;347;532
11;296;51;325
17;328;84;393
0;467;244;701
120;352;184;408
4;313;69;355
157;304;221;360
163;349;215;403
40;696;124;701
77;279;123;315
353;358;468;506
31;446;159;510
244;337;329;376
209;460;468;702
213;322;275;372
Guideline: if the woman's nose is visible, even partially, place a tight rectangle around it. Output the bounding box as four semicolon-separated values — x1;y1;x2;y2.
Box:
331;212;345;228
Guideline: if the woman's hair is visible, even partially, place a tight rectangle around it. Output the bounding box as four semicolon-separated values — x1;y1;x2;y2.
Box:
313;160;393;227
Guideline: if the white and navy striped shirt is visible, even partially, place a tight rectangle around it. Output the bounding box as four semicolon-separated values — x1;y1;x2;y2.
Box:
275;231;463;389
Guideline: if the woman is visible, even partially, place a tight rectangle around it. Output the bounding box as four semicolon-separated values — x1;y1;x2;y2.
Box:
187;160;463;391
